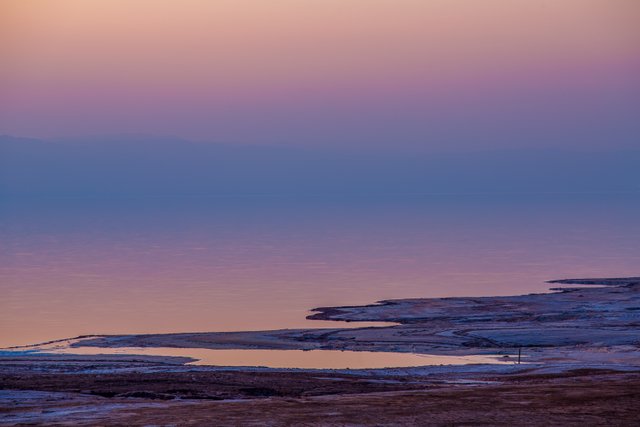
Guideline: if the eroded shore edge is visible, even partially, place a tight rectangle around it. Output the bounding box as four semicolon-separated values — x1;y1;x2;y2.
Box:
1;277;639;425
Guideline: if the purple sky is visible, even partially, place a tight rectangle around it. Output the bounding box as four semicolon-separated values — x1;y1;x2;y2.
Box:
2;0;639;151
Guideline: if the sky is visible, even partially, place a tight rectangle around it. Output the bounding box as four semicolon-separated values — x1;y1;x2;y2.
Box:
1;0;639;151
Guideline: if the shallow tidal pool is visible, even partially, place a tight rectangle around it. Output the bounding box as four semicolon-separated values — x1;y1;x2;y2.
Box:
48;347;511;369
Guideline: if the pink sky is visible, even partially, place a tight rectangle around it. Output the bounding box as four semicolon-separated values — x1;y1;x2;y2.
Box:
1;0;639;150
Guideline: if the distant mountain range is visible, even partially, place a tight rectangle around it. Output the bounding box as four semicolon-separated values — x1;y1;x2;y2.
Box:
1;134;639;196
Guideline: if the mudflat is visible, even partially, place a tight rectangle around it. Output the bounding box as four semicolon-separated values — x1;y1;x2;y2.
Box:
61;276;640;367
2;277;639;426
2;369;639;425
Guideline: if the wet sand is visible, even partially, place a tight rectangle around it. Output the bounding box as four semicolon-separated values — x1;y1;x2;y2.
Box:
2;277;639;425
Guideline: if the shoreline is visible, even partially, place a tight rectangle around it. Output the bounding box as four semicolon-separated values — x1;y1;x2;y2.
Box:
2;277;639;425
41;277;640;363
5;276;640;370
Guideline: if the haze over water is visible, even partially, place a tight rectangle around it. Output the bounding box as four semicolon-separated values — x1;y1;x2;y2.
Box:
2;193;639;348
2;1;639;350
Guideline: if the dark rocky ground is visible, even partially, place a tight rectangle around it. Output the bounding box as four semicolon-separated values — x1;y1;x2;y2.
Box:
2;277;639;426
2;369;640;426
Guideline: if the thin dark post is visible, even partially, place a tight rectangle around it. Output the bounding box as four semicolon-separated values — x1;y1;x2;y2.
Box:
518;347;522;364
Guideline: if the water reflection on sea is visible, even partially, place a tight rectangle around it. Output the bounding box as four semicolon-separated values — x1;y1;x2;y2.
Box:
1;193;639;347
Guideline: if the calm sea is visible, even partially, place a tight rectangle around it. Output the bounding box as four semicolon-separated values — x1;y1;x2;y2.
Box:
1;193;639;347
